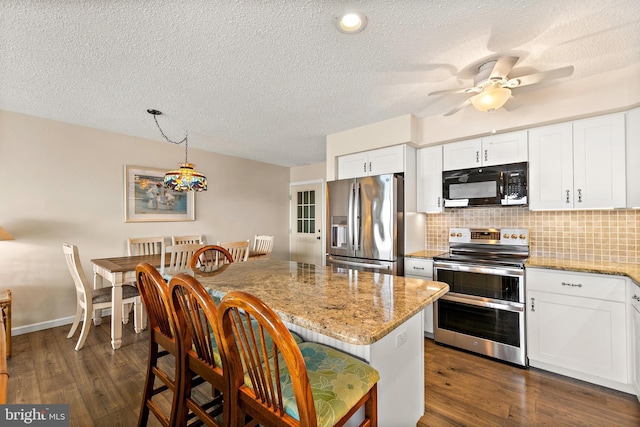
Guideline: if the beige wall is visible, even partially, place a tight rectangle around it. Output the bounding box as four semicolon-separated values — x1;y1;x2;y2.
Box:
425;208;640;264
290;162;326;183
0;110;290;331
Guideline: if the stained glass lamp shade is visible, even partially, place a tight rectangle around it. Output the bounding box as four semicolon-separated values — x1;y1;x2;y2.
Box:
164;163;207;192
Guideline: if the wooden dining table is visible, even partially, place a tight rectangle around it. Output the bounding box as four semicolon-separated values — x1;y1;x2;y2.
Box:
91;254;162;349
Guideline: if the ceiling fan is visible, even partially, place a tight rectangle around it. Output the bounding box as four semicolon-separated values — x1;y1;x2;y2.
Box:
429;56;574;116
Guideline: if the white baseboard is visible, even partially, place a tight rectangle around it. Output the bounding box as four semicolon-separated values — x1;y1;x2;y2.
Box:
11;309;114;336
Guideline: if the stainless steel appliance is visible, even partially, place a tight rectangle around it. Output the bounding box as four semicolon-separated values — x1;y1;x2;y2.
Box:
433;227;529;366
442;162;528;207
326;173;404;275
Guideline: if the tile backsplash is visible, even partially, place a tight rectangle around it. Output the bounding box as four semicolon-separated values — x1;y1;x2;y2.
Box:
425;207;639;264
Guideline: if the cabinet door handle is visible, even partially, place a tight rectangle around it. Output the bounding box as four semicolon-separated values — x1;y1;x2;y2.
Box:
363;162;366;173
633;294;640;302
561;281;582;288
484;149;488;162
437;196;441;207
565;190;571;204
577;188;582;203
531;297;535;312
369;161;372;172
475;151;480;163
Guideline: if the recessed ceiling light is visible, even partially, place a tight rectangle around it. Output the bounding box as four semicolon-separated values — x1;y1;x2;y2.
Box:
335;10;367;34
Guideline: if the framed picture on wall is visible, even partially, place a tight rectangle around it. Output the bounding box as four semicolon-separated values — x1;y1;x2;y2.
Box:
124;165;195;222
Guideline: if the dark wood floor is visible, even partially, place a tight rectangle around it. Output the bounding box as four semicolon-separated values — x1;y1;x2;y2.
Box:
6;318;640;426
419;339;640;426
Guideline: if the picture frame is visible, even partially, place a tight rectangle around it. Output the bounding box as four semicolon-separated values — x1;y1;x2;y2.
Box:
124;165;195;222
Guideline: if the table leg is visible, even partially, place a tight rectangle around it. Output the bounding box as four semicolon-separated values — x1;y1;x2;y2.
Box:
111;277;124;350
92;269;103;326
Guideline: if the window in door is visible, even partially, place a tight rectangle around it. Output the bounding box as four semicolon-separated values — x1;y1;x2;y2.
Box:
296;190;315;233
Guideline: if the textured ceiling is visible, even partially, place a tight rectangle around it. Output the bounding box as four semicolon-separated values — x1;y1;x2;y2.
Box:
1;0;639;167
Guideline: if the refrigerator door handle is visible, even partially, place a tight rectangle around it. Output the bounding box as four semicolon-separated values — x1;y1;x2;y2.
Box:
353;181;361;250
348;182;355;249
327;256;393;271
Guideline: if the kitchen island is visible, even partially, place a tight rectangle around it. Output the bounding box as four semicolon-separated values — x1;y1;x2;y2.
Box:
194;258;449;426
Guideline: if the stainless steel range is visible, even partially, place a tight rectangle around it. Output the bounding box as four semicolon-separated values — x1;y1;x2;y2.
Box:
433;228;529;367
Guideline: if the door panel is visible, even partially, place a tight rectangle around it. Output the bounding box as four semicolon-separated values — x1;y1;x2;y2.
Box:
290;182;324;265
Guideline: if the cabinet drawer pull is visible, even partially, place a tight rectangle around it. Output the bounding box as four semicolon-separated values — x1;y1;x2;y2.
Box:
565;190;570;204
561;281;582;288
412;266;425;270
633;294;640;302
531;297;535;312
577;188;582;203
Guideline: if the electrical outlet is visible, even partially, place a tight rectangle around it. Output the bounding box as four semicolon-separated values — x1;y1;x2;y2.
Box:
395;329;407;348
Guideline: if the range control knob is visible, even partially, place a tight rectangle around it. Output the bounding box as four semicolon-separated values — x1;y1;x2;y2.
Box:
456;233;462;237
503;233;510;239
511;234;518;239
450;233;456;237
519;234;527;239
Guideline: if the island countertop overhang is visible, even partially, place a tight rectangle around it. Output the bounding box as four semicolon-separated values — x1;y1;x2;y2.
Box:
194;258;449;346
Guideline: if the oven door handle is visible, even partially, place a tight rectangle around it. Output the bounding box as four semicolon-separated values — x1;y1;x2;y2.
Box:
434;261;524;277
441;294;525;312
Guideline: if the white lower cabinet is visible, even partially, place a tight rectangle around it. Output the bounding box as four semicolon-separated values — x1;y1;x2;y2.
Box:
526;268;630;392
405;257;434;337
630;285;640;399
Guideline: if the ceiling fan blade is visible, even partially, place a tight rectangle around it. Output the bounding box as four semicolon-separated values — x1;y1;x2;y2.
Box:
511;65;575;87
489;56;519;79
428;87;472;96
444;99;472;116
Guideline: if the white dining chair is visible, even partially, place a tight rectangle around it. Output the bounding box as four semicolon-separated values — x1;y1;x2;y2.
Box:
253;235;274;257
63;243;145;351
171;235;204;245
161;243;204;279
128;237;165;256
217;240;250;262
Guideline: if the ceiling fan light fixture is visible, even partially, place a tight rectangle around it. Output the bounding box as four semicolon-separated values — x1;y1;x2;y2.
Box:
335;10;367;33
470;86;512;112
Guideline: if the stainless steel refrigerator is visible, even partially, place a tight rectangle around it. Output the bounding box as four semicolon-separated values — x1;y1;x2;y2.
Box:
326;173;404;275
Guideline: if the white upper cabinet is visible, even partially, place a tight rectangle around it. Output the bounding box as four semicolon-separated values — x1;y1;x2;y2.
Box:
529;113;626;210
442;138;482;170
626;107;640;208
528;122;574;210
573;113;626;209
442;131;528;170
337;145;406;179
417;145;443;213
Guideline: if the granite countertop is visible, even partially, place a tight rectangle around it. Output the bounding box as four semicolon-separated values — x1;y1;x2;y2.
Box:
405;250;445;259
194;258;449;346
526;257;640;286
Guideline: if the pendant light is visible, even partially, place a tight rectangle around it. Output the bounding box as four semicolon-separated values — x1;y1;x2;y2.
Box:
147;109;207;192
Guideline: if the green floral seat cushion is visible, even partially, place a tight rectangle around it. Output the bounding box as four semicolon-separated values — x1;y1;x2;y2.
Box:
246;342;379;427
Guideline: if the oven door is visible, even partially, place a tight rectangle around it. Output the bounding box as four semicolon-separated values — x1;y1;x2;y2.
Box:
433;260;527;366
433;260;524;302
434;296;527;366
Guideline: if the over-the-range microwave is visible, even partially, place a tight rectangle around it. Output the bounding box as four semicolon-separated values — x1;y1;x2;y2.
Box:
442;161;528;207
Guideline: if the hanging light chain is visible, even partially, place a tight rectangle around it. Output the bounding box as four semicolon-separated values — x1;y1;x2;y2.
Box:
150;111;189;163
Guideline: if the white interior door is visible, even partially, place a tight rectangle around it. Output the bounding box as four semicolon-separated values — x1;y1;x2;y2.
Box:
290;181;324;265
